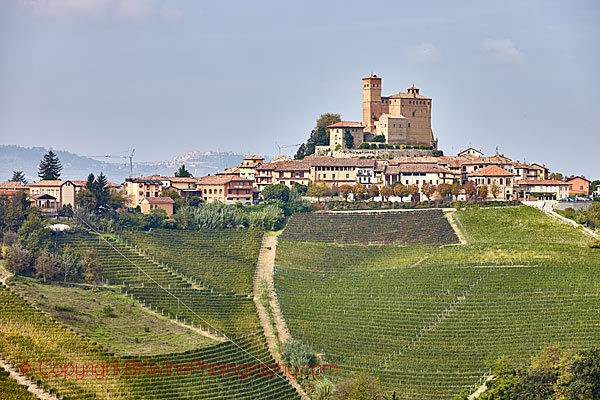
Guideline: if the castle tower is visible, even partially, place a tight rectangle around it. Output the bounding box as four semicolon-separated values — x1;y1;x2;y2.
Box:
362;75;382;132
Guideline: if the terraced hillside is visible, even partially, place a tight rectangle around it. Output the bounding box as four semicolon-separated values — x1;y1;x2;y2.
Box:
0;365;37;400
119;228;263;293
280;209;458;244
29;228;300;399
275;207;600;399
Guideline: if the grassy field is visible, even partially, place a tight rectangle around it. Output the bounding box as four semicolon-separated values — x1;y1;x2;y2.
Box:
8;276;216;356
275;206;600;399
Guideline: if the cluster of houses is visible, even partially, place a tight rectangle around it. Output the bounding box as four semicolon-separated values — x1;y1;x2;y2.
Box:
0;148;592;217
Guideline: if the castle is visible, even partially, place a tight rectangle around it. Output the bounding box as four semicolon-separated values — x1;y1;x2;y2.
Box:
327;75;437;153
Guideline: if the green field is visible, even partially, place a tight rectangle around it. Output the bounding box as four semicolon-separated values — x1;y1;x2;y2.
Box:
275;206;600;399
8;276;216;356
0;365;37;400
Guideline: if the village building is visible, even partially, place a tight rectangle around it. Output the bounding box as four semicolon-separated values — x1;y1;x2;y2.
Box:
139;197;175;216
467;165;515;200
565;176;590;196
27;180;78;212
306;157;376;188
123;178;164;207
384;164;457;187
196;175;253;205
238;155;264;180
0;181;29;196
516;179;570;200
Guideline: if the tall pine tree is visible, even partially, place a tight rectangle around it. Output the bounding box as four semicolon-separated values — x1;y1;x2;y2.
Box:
10;171;27;183
175;164;192;177
38;151;63;180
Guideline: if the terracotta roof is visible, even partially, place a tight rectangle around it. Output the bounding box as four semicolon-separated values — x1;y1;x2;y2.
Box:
274;160;310;171
107;182;121;187
28;193;56;200
467;165;514;177
196;175;252;185
28;180;68;187
517;179;569;186
255;163;277;171
270;155;292;163
125;178;162;184
216;167;241;175
566;176;590;183
0;181;27;190
239;161;262;168
385;164;452;175
305;156;375;167
362;75;381;80
327;121;364;128
141;197;175;204
386;92;431;100
244;155;264;160
71;180;88;186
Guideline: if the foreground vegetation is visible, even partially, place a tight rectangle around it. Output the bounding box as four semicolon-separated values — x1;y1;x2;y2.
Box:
275;206;600;399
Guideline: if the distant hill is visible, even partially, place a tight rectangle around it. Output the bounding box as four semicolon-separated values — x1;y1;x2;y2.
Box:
0;145;247;183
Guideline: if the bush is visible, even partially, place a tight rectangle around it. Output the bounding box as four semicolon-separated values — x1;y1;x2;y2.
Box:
587;239;600;248
281;338;317;380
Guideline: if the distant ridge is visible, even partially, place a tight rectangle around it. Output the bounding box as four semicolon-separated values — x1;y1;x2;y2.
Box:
0;145;248;183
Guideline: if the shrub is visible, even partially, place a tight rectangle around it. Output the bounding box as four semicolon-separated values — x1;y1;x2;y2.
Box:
587;239;600;249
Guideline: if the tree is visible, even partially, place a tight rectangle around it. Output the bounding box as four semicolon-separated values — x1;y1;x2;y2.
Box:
281;339;316;382
262;184;290;203
108;190;126;209
37;150;62;180
175;164;192;177
34;250;58;283
352;183;366;201
393;184;409;200
372;135;386;143
10;171;27;183
450;182;462;200
590;180;599;194
549;172;564;181
4;243;31;275
75;189;96;211
80;248;103;284
344;131;354;149
490;184;501;199
339;185;353;201
307;182;328;201
333;374;386;400
478;184;489;200
380;185;393;201
292;183;308;196
295;113;341;159
59;244;78;283
18;213;51;256
368;185;381;200
464;181;478;202
4;192;30;232
556;347;600;399
437;183;452;201
94;172;110;212
407;184;419;202
421;182;435;200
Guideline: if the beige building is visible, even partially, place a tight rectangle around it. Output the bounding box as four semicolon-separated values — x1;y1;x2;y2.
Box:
385;164;457;187
238;155;264;180
196;175;253;205
328;122;365;150
467;165;515;200
139;197;175;216
28;180;77;209
123;178;164;207
362;75;436;147
307;156;376;188
516;179;569;200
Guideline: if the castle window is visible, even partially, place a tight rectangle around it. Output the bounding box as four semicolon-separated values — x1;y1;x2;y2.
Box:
412;111;415;117
408;123;411;127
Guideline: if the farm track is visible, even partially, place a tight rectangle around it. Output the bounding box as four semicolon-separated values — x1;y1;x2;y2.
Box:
0;357;58;400
254;232;310;400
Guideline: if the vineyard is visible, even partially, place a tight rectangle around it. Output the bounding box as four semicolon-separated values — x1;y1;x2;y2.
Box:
119;228;263;294
280;210;458;244
275;206;600;398
0;365;37;400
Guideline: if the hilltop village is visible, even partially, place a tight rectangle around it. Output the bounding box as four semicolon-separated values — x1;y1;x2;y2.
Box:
1;75;594;217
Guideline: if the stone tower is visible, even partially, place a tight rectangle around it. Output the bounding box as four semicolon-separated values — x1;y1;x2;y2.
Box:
362;75;382;132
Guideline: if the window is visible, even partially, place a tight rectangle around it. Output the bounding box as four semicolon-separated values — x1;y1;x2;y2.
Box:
346;174;349;179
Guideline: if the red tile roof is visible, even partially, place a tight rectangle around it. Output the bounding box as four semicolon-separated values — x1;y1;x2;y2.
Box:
385;164;452;175
28;180;68;187
141;197;175;204
305;156;375;167
566;176;590;183
274;160;310;171
467;165;514;177
196;175;252;185
327;121;364;128
516;179;569;186
244;155;265;160
0;181;27;190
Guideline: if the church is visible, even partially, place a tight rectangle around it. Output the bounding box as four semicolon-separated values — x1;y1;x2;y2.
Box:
328;74;438;152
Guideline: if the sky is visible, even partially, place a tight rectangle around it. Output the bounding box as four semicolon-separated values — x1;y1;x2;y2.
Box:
0;0;598;178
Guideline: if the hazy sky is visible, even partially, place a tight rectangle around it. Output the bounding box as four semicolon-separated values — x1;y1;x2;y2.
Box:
0;0;598;178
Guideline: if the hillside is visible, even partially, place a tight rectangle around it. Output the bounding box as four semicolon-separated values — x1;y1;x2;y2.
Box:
0;145;245;182
274;207;600;399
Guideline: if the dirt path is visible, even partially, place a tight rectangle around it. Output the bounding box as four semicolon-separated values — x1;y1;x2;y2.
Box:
0;262;13;285
444;210;468;245
469;375;494;399
0;354;60;400
253;232;310;400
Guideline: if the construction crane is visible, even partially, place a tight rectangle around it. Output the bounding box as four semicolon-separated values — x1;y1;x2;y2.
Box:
275;142;302;156
84;149;135;178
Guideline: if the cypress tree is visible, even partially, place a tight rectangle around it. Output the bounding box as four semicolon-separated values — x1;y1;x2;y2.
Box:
10;171;27;183
37;150;63;180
